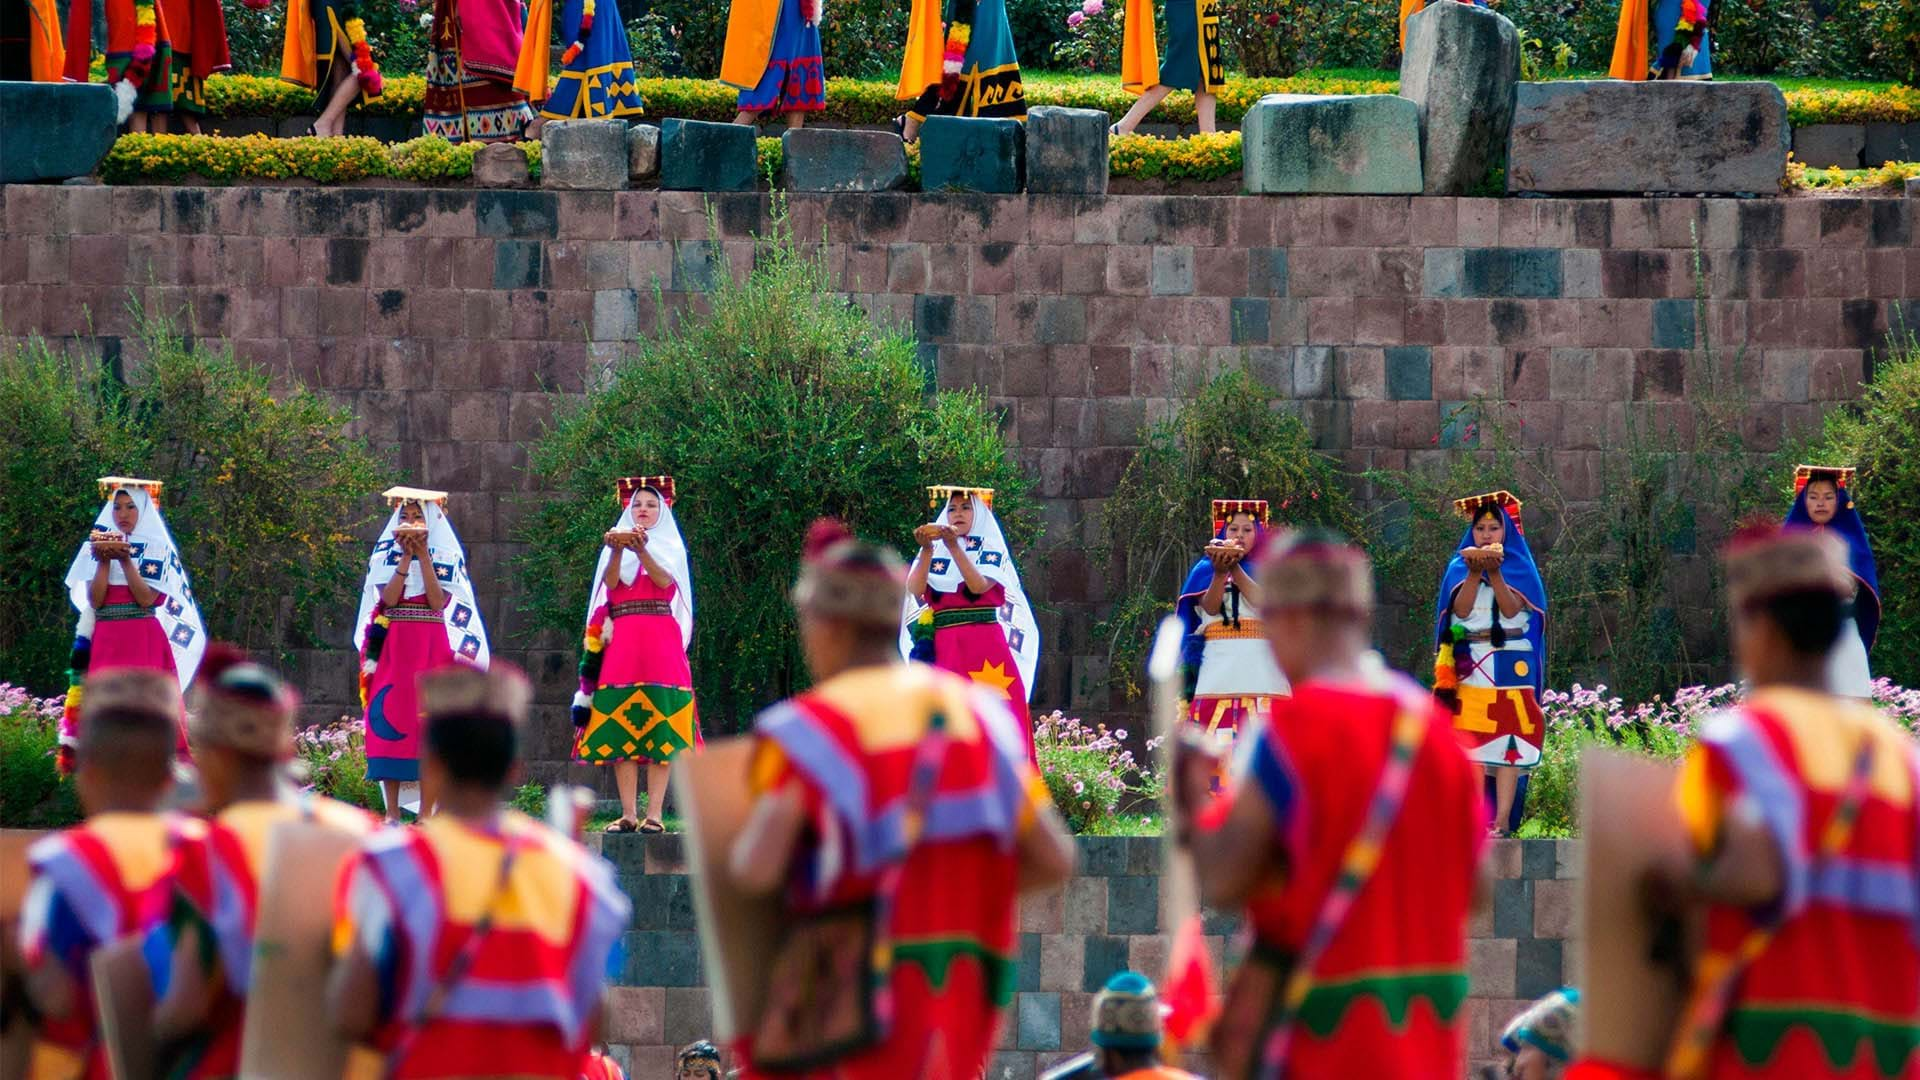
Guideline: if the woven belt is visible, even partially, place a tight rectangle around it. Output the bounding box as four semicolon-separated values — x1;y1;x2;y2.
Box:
932;606;1000;630
610;599;673;619
95;603;155;622
386;604;444;624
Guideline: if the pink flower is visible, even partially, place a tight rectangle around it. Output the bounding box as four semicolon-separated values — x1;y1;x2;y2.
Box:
1264;11;1280;25
1083;0;1104;13
1067;10;1085;26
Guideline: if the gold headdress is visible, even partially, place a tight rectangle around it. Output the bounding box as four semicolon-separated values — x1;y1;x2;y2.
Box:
928;485;994;509
1455;490;1524;533
98;476;164;504
1211;499;1270;531
1794;465;1857;511
382;486;448;508
617;475;677;506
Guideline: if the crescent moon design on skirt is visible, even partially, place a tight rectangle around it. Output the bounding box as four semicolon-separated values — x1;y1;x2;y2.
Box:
367;685;406;744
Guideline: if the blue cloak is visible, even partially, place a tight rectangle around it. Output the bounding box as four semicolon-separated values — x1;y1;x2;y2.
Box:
1785;484;1881;651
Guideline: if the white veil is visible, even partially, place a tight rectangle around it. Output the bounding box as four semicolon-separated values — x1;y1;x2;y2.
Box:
898;490;1039;700
582;484;694;646
62;482;207;688
351;497;490;668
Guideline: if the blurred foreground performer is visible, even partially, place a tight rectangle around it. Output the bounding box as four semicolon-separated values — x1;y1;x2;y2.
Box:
18;669;183;1078
327;663;631;1078
1175;529;1484;1079
1643;523;1918;1080
729;519;1076;1078
149;644;375;1079
678;1040;723;1079
1491;987;1578;1080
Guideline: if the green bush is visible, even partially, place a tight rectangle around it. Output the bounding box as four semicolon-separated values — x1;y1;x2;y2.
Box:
1220;0;1317;76
294;718;383;812
0;342;149;691
1097;369;1364;699
0;686;82;828
100;133;541;184
517;205;1032;729
1798;325;1920;688
0;317;381;692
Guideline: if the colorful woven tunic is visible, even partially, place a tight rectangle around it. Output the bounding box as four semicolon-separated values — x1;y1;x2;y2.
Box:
1673;687;1920;1080
1229;678;1483;1076
63;0;176;113
515;0;644;120
898;0;1025;121
422;0;532;142
154;798;376;1080
159;0;228;114
19;812;179;1080
720;0;825;114
577;576;701;764
737;663;1049;1079
330;812;632;1079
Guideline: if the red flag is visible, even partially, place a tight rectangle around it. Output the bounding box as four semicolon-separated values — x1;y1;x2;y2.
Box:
1161;914;1218;1049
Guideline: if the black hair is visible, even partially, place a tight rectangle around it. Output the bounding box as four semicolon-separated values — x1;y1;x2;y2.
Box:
424;709;518;789
1470;503;1504;528
77;706;176;788
1752;588;1845;656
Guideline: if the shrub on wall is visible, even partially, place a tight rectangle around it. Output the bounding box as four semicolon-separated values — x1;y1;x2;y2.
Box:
100;133;541;184
0;318;382;694
1796;326;1920;688
517;207;1032;728
1097;369;1363;699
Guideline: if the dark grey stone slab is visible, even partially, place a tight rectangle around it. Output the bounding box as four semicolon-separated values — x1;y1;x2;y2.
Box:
1507;81;1788;194
1793;123;1865;169
1026;105;1110;195
661;118;758;192
780;127;908;192
0;82;119;183
920;116;1026;194
1106;876;1160;935
1399;0;1521;194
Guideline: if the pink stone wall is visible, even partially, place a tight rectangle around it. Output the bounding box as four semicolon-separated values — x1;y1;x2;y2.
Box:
1;185;1908;767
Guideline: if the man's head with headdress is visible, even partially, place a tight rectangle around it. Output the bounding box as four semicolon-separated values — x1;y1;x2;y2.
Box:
419;663;532;796
74;667;182;814
1723;519;1853;680
793;518;908;680
1500;987;1579;1078
676;1040;722;1080
1256;528;1376;684
188;643;299;810
1088;971;1168;1071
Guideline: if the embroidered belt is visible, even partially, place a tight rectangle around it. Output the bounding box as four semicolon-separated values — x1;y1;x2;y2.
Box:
610;599;672;619
385;604;444;624
932;607;1000;630
95;603;155;622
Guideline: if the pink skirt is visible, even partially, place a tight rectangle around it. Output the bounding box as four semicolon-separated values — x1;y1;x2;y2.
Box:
364;598;455;782
89;584;188;755
580;608;701;766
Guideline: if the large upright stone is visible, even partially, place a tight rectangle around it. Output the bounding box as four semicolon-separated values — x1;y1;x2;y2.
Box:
628;123;661;181
660;118;758;192
779;128;908;192
474;142;531;187
919;116;1026;193
1506;81;1788;194
1399;1;1520;195
541;119;631;190
1026;105;1110;195
0;83;119;183
1241;94;1423;195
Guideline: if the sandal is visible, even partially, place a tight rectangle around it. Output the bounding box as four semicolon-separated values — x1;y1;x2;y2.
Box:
639;818;665;835
604;817;639;834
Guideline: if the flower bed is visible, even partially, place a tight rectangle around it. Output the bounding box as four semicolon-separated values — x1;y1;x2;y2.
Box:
184;70;1920;129
1787;157;1920;191
1033;710;1164;835
99;133;542;185
0;683;79;828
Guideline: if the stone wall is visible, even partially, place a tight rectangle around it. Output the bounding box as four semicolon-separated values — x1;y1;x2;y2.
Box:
589;832;1580;1079
0;185;1910;763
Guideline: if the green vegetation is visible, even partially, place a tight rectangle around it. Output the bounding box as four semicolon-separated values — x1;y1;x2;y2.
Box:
101;133;542;185
517;204;1032;730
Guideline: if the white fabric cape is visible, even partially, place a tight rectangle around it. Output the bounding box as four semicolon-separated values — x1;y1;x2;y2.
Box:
582;488;694;647
63;485;208;688
351;501;490;669
898;492;1040;701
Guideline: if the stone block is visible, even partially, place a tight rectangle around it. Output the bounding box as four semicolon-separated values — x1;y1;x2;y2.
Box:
1492;878;1533;938
0;83;119;183
1385;345;1433;400
1026;105;1110;195
1909;176;1920;199
1463;248;1562;298
1242;94;1423;195
1792;123;1865;170
920;116;1027;193
1516;939;1564;999
473;143;531;187
1507;81;1788;194
541;119;631;190
1077;836;1128;876
628;124;661;181
1652;298;1695;350
1399;0;1521;195
1865;121;1920;167
1082;935;1130;992
1106;876;1159;935
660;119;758;192
1016;992;1062;1050
779;128;908;192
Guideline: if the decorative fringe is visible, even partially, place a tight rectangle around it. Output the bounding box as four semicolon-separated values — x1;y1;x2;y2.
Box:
122;0;158;93
575;608;609;728
344;16;384;96
938;21;972;101
358;609;391;709
1432;642;1457;691
58;636;91;776
571;689;592;730
559;0;596;67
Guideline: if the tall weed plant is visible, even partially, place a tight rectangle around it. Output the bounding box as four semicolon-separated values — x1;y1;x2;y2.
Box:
1097;369;1362;699
517;204;1031;729
0;314;381;692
